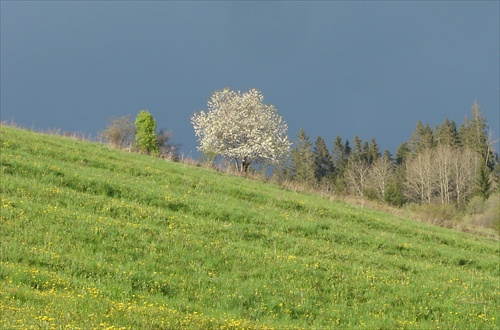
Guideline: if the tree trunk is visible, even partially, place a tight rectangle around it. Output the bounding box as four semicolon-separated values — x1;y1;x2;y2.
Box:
242;157;251;172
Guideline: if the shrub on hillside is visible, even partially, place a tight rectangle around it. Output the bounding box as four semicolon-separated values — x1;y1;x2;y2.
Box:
466;195;486;215
466;193;500;233
156;129;180;161
409;203;460;228
99;115;135;149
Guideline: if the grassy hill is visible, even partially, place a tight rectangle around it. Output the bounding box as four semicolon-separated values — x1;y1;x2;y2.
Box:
1;125;499;329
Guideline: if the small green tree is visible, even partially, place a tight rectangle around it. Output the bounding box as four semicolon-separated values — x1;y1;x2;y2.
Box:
385;174;405;206
135;110;159;156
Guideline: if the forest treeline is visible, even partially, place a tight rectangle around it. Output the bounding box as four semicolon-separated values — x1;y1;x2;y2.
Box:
276;101;497;207
270;101;499;232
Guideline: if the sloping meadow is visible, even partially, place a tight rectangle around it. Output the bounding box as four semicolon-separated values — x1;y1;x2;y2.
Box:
1;125;499;329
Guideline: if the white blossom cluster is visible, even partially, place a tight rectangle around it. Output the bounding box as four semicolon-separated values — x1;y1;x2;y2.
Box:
192;88;291;171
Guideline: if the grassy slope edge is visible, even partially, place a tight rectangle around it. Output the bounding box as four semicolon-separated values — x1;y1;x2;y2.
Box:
1;125;499;329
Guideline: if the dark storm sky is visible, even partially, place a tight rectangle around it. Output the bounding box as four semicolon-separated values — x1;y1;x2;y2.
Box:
1;1;499;157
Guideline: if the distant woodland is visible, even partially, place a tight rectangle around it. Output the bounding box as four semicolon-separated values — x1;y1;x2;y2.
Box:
281;101;496;207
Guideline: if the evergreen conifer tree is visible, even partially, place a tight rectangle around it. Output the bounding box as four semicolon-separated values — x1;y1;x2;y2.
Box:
313;136;334;183
352;135;366;161
331;136;350;176
409;121;434;154
290;129;315;183
395;142;410;165
476;164;491;200
459;101;494;170
435;119;459;147
366;138;381;165
331;136;350;194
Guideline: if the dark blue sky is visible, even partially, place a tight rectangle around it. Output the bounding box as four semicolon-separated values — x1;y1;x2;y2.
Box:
1;1;499;157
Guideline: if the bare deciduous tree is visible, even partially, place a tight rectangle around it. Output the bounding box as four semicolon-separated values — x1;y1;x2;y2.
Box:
100;115;135;149
156;129;180;161
405;146;481;205
368;154;394;201
346;157;370;196
405;149;434;203
434;145;453;204
452;147;481;205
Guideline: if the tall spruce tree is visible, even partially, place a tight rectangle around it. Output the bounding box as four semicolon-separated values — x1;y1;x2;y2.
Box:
352;135;366;161
366;138;381;165
435;119;459;147
409;121;434;154
291;129;315;183
459;101;494;170
458;101;495;199
395;142;410;165
313;136;334;183
344;140;352;159
332;136;344;173
331;136;350;176
331;136;350;194
476;164;492;200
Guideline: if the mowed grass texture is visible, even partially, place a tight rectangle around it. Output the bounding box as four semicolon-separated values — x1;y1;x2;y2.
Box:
0;125;499;329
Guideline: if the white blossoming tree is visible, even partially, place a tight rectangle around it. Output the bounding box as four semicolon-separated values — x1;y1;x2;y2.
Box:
192;88;291;172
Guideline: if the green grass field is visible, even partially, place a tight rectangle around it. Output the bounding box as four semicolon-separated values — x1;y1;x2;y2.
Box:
1;125;499;329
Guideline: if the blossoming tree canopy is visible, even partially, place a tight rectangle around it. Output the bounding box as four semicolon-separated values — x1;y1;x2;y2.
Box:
192;88;291;172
